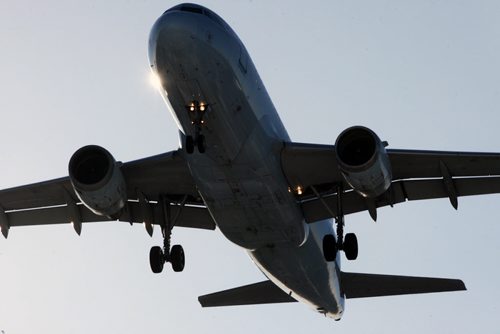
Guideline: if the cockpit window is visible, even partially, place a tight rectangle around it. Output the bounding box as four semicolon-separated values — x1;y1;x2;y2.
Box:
179;5;203;14
164;4;227;29
164;4;203;15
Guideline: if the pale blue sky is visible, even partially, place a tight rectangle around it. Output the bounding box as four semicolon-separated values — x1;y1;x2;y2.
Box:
0;1;499;333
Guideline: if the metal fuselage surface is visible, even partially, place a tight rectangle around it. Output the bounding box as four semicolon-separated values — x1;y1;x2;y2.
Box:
149;5;344;319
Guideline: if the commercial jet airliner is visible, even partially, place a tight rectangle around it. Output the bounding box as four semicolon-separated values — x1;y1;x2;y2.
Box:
2;3;499;320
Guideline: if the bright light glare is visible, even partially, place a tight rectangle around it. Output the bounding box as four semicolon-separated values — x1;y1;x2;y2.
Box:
296;186;303;195
149;71;163;90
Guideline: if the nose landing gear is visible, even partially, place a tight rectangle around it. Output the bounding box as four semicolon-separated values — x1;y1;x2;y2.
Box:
185;100;208;154
185;134;205;154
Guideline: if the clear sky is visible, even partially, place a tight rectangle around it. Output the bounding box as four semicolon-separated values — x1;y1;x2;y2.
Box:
0;1;499;333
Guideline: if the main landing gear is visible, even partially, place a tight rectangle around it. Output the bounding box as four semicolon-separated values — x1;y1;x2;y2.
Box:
149;196;186;273
149;230;185;273
185;100;207;154
322;185;358;261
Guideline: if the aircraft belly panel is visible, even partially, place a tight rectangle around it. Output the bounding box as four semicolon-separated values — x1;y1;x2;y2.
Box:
187;139;306;249
249;220;344;319
153;15;305;249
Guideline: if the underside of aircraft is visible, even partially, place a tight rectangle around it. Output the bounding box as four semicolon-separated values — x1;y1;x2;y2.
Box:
1;3;497;319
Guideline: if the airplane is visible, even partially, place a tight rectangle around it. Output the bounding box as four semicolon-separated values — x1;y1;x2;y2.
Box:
0;3;499;320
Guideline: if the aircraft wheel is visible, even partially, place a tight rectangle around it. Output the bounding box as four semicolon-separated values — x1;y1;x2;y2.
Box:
322;234;337;262
150;246;165;274
170;244;185;272
344;233;358;261
197;135;206;153
186;136;195;154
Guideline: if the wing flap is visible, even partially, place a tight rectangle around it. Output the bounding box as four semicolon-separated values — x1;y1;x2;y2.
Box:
4;201;215;230
389;149;500;180
302;176;500;223
0;177;73;211
341;272;466;299
198;280;296;307
6;205;102;227
121;201;215;230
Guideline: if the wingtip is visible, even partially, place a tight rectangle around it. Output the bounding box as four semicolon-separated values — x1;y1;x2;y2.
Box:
457;279;467;291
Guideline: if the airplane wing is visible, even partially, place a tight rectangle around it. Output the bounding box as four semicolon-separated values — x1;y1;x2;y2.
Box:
0;149;215;238
281;142;500;222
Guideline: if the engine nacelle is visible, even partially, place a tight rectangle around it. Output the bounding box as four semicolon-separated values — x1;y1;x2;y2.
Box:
335;126;392;198
68;145;127;217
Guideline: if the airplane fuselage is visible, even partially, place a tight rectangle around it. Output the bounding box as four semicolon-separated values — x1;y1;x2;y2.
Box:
149;4;344;319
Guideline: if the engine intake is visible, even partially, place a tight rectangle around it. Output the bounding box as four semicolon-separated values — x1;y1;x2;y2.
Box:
335;126;392;198
69;145;127;217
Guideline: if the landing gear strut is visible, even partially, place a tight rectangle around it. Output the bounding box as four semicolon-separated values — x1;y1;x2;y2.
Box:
322;185;358;261
149;196;186;273
185;100;208;154
185;134;205;154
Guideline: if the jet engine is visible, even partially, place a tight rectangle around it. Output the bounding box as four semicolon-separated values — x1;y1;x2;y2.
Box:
68;145;127;217
334;126;392;198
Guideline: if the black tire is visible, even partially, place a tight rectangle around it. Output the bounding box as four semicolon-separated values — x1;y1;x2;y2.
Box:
197;135;206;153
322;234;337;262
170;244;185;272
186;136;195;154
344;233;358;260
149;246;164;274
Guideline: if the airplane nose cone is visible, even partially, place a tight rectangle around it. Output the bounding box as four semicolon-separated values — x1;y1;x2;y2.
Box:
148;11;186;69
148;3;235;71
148;4;209;69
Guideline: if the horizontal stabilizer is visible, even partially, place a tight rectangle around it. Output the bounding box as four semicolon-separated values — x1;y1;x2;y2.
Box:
198;280;295;307
341;272;466;299
198;273;466;308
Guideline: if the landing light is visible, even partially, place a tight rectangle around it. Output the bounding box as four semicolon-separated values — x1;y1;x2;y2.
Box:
296;186;303;195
